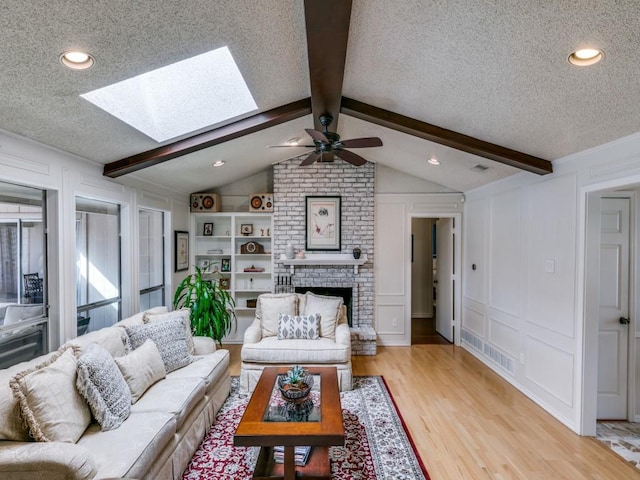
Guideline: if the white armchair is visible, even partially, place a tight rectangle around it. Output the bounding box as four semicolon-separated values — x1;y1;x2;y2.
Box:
239;292;352;393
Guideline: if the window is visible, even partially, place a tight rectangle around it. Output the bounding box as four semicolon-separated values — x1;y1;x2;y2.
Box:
76;197;121;333
0;181;48;368
139;209;165;310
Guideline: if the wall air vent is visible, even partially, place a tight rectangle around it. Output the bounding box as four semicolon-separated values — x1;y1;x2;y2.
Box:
471;164;490;173
461;328;483;351
483;343;514;374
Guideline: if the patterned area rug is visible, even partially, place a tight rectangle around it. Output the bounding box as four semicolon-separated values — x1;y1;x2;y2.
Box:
596;422;640;469
183;376;430;479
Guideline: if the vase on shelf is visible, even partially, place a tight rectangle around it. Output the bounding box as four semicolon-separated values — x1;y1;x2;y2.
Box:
352;247;361;259
285;242;295;259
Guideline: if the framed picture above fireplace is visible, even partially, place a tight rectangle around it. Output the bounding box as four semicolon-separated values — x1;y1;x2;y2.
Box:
306;196;341;251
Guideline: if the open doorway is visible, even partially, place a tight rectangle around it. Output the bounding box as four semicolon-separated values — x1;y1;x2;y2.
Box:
411;217;454;344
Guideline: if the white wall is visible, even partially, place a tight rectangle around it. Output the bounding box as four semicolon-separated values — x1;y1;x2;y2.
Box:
462;130;640;434
0;129;189;349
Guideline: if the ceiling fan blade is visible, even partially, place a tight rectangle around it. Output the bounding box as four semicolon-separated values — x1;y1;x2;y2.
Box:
305;128;329;144
340;137;383;148
300;151;322;166
304;0;352;130
334;148;367;166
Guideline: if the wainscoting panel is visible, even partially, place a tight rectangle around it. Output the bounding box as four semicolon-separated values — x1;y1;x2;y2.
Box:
462;304;486;338
526;336;574;407
376;304;405;336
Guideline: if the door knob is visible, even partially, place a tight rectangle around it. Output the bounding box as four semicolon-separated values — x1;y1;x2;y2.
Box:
619;317;630;325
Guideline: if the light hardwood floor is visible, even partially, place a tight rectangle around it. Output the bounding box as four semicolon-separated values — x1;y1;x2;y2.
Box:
225;344;639;479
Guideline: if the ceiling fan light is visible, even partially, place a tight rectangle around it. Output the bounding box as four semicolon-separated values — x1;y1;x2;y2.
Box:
60;51;95;70
568;48;603;66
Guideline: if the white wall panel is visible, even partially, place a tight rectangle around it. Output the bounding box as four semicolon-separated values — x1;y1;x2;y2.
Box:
526;337;574;406
489;190;521;316
525;174;578;338
463;306;485;337
489;316;519;358
463;198;487;303
376;202;406;296
376;304;405;335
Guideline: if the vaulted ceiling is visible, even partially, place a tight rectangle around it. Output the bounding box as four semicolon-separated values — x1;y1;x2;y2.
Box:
1;1;639;194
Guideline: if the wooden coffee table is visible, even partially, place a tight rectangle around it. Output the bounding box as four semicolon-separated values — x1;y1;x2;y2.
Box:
234;366;344;480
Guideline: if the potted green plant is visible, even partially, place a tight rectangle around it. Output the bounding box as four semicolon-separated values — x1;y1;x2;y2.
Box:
173;266;236;346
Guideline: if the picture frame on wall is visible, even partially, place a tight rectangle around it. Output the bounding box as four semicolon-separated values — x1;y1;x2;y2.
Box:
175;231;189;272
305;196;341;251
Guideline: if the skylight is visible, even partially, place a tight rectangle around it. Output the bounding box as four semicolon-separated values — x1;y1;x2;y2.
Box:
81;47;257;142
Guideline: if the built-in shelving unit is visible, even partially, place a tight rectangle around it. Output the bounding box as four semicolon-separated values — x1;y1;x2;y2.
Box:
190;212;273;313
278;253;368;274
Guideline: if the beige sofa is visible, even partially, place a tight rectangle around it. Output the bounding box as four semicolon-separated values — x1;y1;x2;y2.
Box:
0;307;230;480
240;292;352;393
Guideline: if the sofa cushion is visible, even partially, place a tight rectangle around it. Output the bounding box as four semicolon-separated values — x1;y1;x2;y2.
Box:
303;292;343;340
126;317;193;373
64;326;130;357
10;347;91;442
166;349;230;395
76;343;131;430
241;336;351;364
256;293;298;338
115;339;166;404
143;308;194;354
131;377;205;430
77;411;176;479
277;313;320;340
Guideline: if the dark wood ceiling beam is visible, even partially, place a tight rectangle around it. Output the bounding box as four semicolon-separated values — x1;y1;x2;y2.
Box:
341;97;553;175
304;0;352;131
103;98;312;178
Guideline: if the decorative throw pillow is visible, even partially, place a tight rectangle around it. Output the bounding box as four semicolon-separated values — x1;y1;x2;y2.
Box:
125;317;192;373
76;343;131;431
143;308;194;354
277;313;320;340
10;347;91;442
256;293;298;337
114;339;166;403
303;292;343;340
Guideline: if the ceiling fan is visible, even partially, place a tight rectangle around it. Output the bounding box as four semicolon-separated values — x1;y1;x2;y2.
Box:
270;114;383;166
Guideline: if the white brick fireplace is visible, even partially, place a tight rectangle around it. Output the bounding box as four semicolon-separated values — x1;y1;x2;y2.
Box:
273;157;376;354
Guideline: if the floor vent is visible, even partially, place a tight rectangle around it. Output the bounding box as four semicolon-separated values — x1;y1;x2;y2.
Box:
483;343;514;374
461;329;483;351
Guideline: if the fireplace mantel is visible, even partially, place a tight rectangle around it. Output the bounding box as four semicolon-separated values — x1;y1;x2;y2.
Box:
278;253;368;274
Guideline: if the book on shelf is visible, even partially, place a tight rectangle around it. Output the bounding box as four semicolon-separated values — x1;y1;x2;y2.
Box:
273;445;311;466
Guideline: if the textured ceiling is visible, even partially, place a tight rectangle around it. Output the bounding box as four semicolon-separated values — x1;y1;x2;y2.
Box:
1;1;640;194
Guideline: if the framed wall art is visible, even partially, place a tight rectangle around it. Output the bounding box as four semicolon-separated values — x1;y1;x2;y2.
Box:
305;196;341;251
203;222;213;236
174;231;189;272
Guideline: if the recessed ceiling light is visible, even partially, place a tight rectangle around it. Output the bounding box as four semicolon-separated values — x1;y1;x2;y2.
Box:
60;51;95;70
427;157;440;166
568;48;603;67
213;160;225;167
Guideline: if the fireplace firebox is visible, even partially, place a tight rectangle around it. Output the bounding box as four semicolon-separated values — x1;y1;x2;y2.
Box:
294;286;353;327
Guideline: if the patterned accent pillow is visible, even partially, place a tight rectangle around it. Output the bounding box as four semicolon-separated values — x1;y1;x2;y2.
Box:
143;308;194;354
126;317;192;373
9;347;91;442
76;343;131;431
277;313;321;340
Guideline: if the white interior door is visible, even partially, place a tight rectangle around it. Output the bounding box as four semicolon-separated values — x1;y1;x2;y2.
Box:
597;197;630;420
436;218;454;342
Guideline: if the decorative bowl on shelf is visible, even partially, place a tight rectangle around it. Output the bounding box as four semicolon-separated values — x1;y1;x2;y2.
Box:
277;366;314;403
